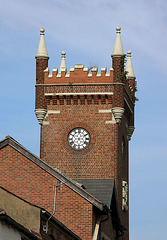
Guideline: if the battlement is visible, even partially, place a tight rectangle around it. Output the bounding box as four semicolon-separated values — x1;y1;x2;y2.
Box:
44;64;114;84
35;27;136;131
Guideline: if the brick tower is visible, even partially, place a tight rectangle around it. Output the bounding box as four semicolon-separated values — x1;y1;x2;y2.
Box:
35;26;136;240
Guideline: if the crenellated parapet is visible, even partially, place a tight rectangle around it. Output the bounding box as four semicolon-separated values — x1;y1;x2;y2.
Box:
44;64;114;84
35;26;136;132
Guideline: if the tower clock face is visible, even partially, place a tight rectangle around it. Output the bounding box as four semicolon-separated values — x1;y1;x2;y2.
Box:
68;128;90;150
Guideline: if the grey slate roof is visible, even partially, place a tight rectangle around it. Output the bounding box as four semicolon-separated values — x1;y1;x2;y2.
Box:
75;179;115;208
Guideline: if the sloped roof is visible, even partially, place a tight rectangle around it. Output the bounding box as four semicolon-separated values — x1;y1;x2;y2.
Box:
75;179;123;234
0;136;123;233
0;136;104;211
0;186;81;240
0;211;41;240
75;179;115;208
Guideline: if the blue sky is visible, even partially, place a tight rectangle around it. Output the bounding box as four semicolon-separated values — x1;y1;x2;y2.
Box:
0;0;167;239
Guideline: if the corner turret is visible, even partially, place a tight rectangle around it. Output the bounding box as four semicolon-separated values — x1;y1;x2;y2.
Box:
111;26;125;124
35;28;49;125
126;50;136;140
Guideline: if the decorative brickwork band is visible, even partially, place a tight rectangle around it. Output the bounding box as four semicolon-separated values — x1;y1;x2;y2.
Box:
44;94;113;105
35;109;47;125
111;107;124;124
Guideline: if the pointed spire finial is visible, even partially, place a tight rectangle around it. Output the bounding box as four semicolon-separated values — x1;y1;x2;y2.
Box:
59;51;67;73
35;28;49;59
125;50;135;79
112;26;124;57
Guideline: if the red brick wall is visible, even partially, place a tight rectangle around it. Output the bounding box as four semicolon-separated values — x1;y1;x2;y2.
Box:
117;116;129;240
36;55;134;240
100;214;117;240
40;92;129;239
0;145;93;240
35;58;48;109
41;215;80;240
44;68;113;84
41;95;116;179
112;57;123;83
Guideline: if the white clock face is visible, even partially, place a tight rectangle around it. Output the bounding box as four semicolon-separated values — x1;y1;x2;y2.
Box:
68;128;90;150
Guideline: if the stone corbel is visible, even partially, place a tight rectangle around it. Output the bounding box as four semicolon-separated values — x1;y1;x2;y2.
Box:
111;107;124;124
35;109;47;125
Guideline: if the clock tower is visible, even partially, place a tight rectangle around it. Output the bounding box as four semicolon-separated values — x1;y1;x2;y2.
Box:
35;26;136;240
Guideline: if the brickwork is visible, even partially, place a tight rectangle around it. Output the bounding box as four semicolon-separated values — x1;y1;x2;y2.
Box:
112;57;123;83
44;67;113;84
112;56;124;109
35;85;46;109
127;78;135;127
45;94;112;106
111;56;132;240
100;215;117;240
0;27;136;240
35;58;48;109
112;84;124;108
35;44;135;240
0;145;93;240
44;84;114;95
41;101;116;179
117;116;129;240
41;214;81;240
